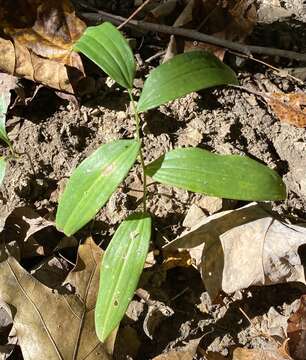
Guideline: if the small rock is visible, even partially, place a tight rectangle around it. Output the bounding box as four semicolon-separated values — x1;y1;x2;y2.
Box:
198;196;223;214
183;204;206;228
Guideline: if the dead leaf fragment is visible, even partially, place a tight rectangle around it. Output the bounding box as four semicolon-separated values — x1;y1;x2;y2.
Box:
0;238;112;359
232;346;293;360
152;337;202;359
0;0;86;93
287;295;306;360
265;92;306;128
164;204;306;299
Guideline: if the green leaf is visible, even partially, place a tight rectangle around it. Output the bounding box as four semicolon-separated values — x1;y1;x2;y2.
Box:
0;94;10;145
145;148;286;201
74;22;135;89
95;212;151;342
0;157;6;185
137;51;238;113
56;139;140;236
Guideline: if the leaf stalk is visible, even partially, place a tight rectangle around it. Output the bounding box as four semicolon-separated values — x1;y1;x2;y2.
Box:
128;89;147;212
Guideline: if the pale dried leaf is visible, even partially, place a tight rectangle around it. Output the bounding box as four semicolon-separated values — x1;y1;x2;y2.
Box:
0;238;112;359
164;203;306;299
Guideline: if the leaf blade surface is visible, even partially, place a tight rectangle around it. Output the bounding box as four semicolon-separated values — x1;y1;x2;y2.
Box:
74;22;135;89
56;139;140;236
145;148;286;200
95;213;151;342
137;51;238;112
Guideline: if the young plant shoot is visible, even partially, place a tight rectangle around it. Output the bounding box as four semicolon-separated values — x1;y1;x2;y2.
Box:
55;22;286;342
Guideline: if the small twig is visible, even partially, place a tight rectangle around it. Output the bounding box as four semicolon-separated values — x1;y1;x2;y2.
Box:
228;50;304;84
117;0;152;30
58;252;76;267
80;7;306;62
145;50;166;63
170;287;189;302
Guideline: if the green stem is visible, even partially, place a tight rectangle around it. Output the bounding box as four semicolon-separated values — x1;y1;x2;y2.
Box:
128;89;147;212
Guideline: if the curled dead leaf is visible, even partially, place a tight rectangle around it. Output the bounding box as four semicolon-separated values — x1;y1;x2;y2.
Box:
0;0;86;93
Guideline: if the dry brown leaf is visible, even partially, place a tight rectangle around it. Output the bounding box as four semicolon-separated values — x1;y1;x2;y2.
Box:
164;203;306;299
287;295;306;360
265;92;306;128
232;346;293;360
152;337;202;359
0;0;86;93
0;238;113;359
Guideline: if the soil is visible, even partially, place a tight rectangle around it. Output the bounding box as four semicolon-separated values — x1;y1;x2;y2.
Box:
0;2;306;359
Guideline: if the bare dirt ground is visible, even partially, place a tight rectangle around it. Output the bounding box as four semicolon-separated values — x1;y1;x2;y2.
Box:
0;1;305;359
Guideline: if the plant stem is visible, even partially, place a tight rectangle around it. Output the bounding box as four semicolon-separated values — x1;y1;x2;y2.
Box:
128;89;147;212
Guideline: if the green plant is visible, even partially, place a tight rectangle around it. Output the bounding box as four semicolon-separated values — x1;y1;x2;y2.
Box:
55;22;286;342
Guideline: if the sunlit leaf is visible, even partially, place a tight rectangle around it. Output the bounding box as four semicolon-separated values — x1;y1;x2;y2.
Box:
95;212;151;342
145;148;286;201
56;139;140;236
137;51;238;112
0;157;6;185
74;22;135;89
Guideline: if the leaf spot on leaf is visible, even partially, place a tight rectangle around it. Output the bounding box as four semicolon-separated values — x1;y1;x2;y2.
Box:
130;230;139;241
102;163;115;176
